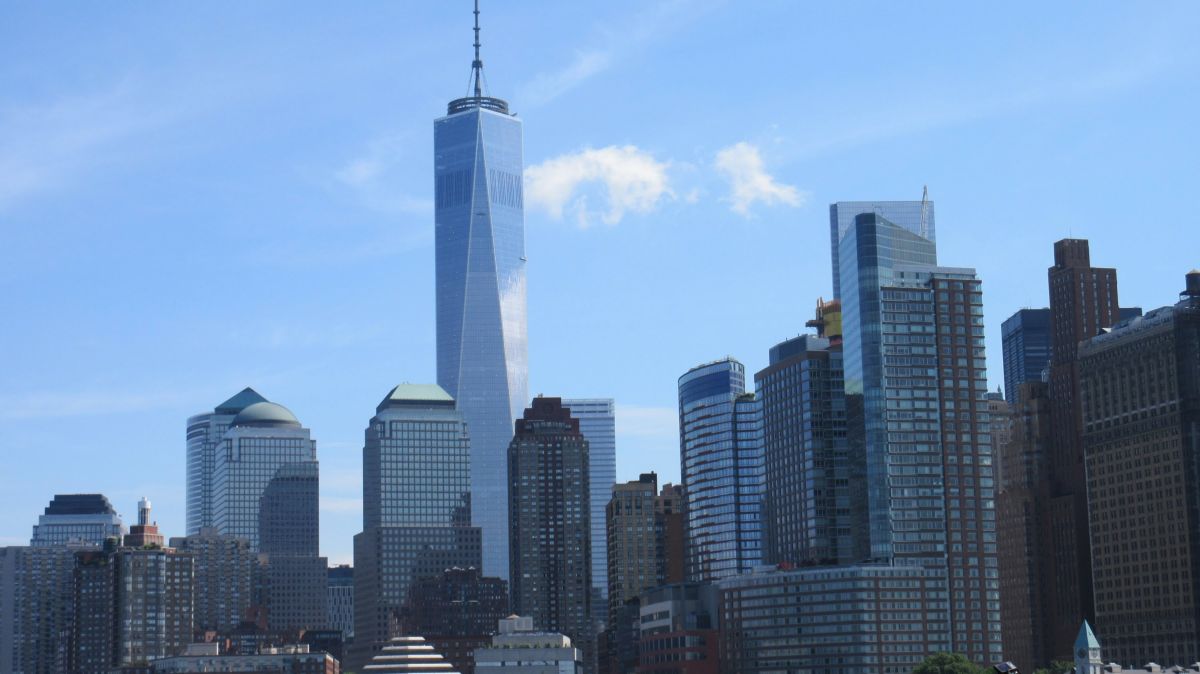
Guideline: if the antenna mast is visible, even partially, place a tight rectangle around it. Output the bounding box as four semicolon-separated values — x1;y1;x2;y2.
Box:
920;185;930;240
472;0;483;98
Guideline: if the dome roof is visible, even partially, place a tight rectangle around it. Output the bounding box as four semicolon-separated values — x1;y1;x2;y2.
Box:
232;401;301;428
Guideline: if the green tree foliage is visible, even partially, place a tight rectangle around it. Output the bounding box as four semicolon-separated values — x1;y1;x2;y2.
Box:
913;652;989;674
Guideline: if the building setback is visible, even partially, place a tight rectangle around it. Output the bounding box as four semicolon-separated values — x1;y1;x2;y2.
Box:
1079;271;1200;665
508;397;593;663
1001;309;1052;405
351;384;482;670
677;359;765;582
30;493;124;547
186;387;269;535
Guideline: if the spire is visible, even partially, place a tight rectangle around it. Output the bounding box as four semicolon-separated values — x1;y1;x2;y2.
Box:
472;0;483;98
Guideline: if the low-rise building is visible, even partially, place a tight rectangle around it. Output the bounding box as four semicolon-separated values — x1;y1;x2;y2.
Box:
474;616;583;674
150;642;338;673
636;582;717;674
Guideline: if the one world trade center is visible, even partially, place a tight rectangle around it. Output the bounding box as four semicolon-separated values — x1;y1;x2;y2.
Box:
434;1;527;581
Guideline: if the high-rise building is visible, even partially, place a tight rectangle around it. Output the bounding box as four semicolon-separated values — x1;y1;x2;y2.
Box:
655;484;687;585
30;493;124;547
259;460;328;633
327;565;354;642
0;546;18;674
508;397;592;660
605;473;663;674
170;528;257;633
474;616;584;674
563;398;616;630
1042;238;1123;659
434;1;528;584
352;384;482;670
212;401;317;551
755;334;859;566
1001;308;1052;405
635;582;718;674
836;209;1000;663
676;359;764;582
1078;271;1200;665
829;197;934;300
719;566;951;674
997;381;1053;673
400;566;509;674
187;387;269;535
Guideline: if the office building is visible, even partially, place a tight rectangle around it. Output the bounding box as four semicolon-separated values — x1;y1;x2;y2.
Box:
435;0;528;584
475;616;584;674
636;582;718;674
676;359;765;582
259;459;328;633
755;334;859;566
829;197;934;299
1079;271;1200;665
997;381;1052;673
508;397;592;659
1001;308;1052;405
169;528;257;633
212;400;317;551
151;642;340;673
0;546;18;674
719;565;950;674
352;384;482;669
836;208;1000;663
400;566;509;674
30;493;124;547
187;387;269;535
563;398;616;630
327;565;353;642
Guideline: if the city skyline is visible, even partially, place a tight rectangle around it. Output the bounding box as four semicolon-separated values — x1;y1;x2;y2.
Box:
3;1;1200;565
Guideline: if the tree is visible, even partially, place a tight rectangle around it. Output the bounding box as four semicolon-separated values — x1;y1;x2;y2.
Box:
1034;662;1074;674
913;652;989;674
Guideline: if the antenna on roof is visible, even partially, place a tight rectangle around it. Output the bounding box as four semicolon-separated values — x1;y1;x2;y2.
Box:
920;185;930;240
472;0;483;98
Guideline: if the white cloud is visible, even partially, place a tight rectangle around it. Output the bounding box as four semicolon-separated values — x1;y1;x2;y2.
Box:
518;50;613;108
334;133;431;215
525;145;672;227
714;142;805;216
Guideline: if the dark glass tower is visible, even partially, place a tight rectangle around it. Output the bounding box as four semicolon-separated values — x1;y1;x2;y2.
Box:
676;359;764;582
435;1;527;583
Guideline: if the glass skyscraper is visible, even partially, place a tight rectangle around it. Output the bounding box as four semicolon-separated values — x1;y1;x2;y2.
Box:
29;493;124;547
352;384;482;670
1001;308;1051;405
829;199;935;300
562;397;616;628
186;387;268;535
677;358;764;582
434;11;527;582
836;208;1001;663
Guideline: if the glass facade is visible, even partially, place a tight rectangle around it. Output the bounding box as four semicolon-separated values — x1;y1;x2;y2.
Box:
1001;308;1051;405
677;359;764;582
562;397;616;626
186;387;268;536
353;384;482;669
29;494;124;547
435;99;527;583
754;335;859;566
830;200;935;299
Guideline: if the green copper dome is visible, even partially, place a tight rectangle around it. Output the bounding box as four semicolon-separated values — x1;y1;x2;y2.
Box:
232;401;300;428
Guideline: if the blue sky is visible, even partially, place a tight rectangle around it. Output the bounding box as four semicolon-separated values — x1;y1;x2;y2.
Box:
2;1;1198;563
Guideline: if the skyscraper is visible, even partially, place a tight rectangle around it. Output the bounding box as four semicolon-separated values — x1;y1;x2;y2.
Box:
187;387;269;535
169;528;257;633
353;384;482;669
435;1;527;583
562;398;616;629
836;208;1001;663
508;397;592;661
30;493;124;547
829;197;934;299
1001;308;1051;404
755;334;858;566
259;460;327;633
1079;271;1200;665
676;359;765;582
